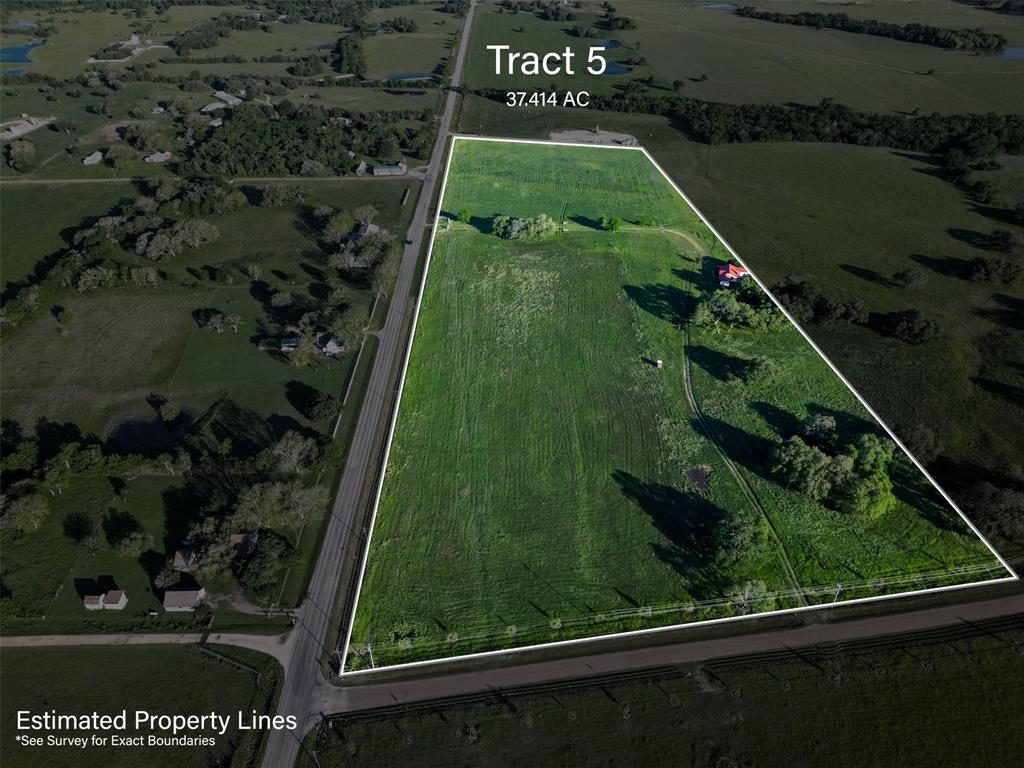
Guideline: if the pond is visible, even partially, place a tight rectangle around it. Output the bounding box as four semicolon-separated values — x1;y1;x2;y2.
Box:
0;39;45;75
996;47;1024;60
597;39;624;50
704;3;739;9
603;61;633;76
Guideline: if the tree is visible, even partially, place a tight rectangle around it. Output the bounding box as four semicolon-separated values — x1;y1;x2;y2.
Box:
282;481;327;536
353;204;378;226
900;423;941;464
771;436;853;501
886;310;940;345
457;208;472;223
271;291;293;308
171;219;220;249
225;314;242;332
323;211;354;246
1;494;49;535
7;140;35;171
233;482;285;530
116;530;153;557
727;580;775;615
272;431;318;474
238;532;294;604
158;401;181;424
799;414;837;444
154;560;181;589
599;215;623;231
672;79;683;92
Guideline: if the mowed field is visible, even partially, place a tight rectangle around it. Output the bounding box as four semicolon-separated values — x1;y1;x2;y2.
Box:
346;139;1007;669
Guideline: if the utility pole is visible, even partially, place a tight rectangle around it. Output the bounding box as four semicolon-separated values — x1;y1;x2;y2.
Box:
832;583;844;603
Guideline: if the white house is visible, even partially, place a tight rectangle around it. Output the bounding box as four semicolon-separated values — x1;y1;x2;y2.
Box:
102;590;128;610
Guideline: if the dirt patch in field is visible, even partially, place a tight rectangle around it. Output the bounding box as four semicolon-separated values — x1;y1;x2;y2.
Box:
687;465;712;493
549;128;639;147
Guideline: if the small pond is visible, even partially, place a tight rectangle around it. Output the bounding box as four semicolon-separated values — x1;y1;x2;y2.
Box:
597;39;624;50
603;61;633;76
704;3;739;10
996;47;1024;60
1;39;45;65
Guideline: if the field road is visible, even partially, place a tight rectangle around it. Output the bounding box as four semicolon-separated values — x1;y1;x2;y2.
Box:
257;3;479;767
309;592;1024;715
0;631;292;666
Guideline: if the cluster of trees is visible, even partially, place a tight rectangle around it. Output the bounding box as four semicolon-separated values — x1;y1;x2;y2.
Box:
692;277;783;330
440;0;471;16
736;6;1006;51
770;276;868;328
185;103;430;176
335;34;367;77
570;25;600;38
5;140;35;172
492;213;557;239
91;44;132;61
772;418;898;518
379;16;418;33
1;178;241;327
288;54;325;77
169;11;261;55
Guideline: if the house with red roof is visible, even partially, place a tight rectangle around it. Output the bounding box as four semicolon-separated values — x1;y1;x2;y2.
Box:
718;263;750;287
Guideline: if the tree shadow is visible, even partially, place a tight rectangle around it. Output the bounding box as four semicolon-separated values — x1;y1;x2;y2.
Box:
890;459;966;535
688;344;749;382
946;228;990;250
612;470;732;599
102;509;141;546
840;264;896;287
972;294;1024;331
910;253;968;279
695;415;777;480
569;214;603;230
972;377;1024;409
285;380;319;418
750;401;800;439
623;282;695;325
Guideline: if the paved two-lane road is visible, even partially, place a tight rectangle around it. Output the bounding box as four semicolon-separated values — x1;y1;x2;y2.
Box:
258;3;479;767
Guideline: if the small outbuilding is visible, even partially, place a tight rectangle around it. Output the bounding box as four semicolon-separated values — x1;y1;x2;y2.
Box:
82;150;104;165
173;548;197;572
372;161;407;177
83;594;104;610
200;102;226;114
144;151;172;163
349;222;380;243
163;587;206;613
103;590;128;610
318;333;346;356
213;90;242;106
279;335;301;353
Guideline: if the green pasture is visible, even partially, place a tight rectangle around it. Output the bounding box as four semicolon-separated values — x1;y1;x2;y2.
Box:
1;645;278;768
282;85;439;112
456;98;1024;513
616;0;1024;114
363;3;459;79
0;183;134;290
346;139;1005;669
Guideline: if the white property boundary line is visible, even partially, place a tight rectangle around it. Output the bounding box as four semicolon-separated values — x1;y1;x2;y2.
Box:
338;134;1018;677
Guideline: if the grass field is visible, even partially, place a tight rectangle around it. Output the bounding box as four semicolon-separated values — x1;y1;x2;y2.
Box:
363;3;459;80
307;622;1024;768
0;183;134;291
345;138;1007;670
613;0;1024;114
456;97;1024;553
0;644;279;768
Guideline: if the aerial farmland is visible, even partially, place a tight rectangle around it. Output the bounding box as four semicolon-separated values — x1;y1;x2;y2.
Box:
344;137;1010;671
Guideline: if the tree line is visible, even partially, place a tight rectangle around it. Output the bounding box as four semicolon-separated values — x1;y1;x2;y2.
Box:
735;6;1006;51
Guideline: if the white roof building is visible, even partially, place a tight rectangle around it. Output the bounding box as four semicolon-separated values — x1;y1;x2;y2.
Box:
82;150;104;165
